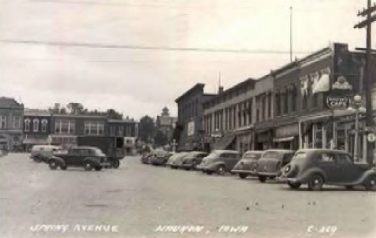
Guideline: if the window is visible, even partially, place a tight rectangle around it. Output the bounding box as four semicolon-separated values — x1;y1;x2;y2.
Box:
268;93;272;119
291;85;297;112
275;93;280;115
33;119;39;132
319;153;335;163
55;119;75;134
0;115;6;129
284;89;288;114
84;121;105;135
24;119;30;132
118;126;124;137
12;116;21;129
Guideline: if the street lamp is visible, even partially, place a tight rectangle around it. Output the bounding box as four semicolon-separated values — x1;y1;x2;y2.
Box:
348;95;366;162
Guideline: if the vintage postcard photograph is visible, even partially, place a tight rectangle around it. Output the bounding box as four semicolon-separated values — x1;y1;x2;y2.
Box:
0;0;376;238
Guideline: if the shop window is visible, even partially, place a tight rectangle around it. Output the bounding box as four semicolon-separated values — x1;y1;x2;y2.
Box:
33;119;39;132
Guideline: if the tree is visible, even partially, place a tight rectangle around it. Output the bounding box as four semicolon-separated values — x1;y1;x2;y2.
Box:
138;115;156;143
106;108;123;120
67;102;84;114
154;129;168;147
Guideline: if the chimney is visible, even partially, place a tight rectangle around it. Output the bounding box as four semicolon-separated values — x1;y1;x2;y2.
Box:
218;86;224;94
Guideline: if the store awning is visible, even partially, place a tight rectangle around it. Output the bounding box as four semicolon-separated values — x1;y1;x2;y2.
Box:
23;138;48;145
213;135;236;150
273;136;295;143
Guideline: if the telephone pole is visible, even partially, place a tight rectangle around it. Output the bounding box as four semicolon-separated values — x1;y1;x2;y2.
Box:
355;0;376;166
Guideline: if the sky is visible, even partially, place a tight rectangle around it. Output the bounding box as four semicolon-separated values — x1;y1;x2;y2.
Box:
0;0;373;120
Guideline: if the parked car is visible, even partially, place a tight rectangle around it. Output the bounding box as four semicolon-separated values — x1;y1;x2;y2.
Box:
256;149;295;182
46;146;110;171
150;149;173;166
166;152;189;169
197;150;241;175
141;153;153;164
180;151;208;170
231;150;264;179
279;149;376;191
30;145;62;163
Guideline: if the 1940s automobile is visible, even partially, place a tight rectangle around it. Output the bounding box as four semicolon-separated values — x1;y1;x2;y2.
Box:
256;149;295;182
179;151;208;170
231;150;264;179
279;149;376;191
47;146;110;171
197;150;241;175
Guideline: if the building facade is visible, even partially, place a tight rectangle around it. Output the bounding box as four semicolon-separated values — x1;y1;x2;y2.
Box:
203;76;274;154
0;97;24;151
23;109;52;151
107;119;138;154
175;83;216;151
156;107;177;141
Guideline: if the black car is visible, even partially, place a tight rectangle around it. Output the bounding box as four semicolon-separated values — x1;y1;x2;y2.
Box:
180;151;208;170
231;150;264;179
256;149;295;182
279;149;376;191
47;146;110;171
197;150;241;175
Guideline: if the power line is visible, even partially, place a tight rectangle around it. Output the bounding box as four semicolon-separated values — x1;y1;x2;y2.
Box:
0;39;310;54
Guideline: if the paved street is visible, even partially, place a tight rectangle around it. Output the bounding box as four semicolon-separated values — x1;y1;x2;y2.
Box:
0;153;376;238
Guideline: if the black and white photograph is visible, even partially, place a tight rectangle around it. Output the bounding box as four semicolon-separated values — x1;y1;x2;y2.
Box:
1;0;376;237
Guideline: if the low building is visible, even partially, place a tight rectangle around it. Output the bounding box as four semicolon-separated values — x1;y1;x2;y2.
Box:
23;109;52;151
175;83;216;151
107;119;138;155
0;97;24;151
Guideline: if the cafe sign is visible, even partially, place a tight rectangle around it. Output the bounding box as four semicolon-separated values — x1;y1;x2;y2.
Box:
326;95;351;110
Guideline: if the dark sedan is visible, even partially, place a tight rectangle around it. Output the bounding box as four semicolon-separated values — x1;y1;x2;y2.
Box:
279;149;376;191
197;150;241;175
231;150;264;179
179;151;208;170
256;149;295;182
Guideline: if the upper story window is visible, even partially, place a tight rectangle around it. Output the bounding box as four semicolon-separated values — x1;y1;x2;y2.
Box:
290;85;297;112
55;119;75;134
12;116;21;129
33;119;39;132
41;119;48;132
84;121;104;136
275;92;280;116
24;119;30;132
0;115;6;129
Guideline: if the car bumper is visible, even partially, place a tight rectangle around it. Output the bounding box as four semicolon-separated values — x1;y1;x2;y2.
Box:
257;171;280;177
231;169;258;176
277;176;299;183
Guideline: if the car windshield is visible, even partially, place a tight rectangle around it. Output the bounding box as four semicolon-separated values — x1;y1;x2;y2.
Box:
242;152;262;160
205;151;222;159
262;151;283;160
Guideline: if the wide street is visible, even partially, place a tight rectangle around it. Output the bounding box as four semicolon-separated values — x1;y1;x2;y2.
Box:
0;153;376;238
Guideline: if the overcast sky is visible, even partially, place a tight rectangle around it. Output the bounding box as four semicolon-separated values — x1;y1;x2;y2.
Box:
0;0;373;120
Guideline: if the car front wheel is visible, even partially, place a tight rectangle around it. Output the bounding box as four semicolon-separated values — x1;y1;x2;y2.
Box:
363;175;376;191
288;181;301;189
239;173;248;179
216;165;226;175
111;159;120;169
49;160;58;170
308;174;324;191
84;162;93;171
258;175;267;183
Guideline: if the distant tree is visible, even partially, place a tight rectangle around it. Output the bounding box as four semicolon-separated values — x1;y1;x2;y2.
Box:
154;129;168;147
67;102;84;114
138;115;156;143
106;108;123;120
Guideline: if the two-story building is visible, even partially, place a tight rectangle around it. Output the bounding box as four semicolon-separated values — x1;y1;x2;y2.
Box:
23;109;52;151
175;83;216;151
0;97;24;151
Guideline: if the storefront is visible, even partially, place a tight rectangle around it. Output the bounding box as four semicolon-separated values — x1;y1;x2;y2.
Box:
273;123;299;150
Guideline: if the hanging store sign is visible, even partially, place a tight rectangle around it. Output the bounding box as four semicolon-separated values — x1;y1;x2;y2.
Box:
326;95;351;110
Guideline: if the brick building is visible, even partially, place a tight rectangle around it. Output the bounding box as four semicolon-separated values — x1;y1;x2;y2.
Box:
0;97;24;151
23;109;52;151
175;83;216;151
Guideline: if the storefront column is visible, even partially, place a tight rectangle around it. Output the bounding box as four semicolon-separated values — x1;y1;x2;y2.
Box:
322;125;327;149
363;134;367;163
312;124;317;148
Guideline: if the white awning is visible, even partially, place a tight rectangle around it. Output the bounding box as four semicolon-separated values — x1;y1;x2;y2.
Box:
273;136;295;143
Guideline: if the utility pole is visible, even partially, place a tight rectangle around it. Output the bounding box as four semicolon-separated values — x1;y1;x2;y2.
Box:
355;0;376;166
290;6;293;62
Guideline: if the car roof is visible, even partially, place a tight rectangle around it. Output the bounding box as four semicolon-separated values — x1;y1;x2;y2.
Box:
212;150;239;154
263;149;295;154
244;150;264;154
297;149;350;154
70;146;100;150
